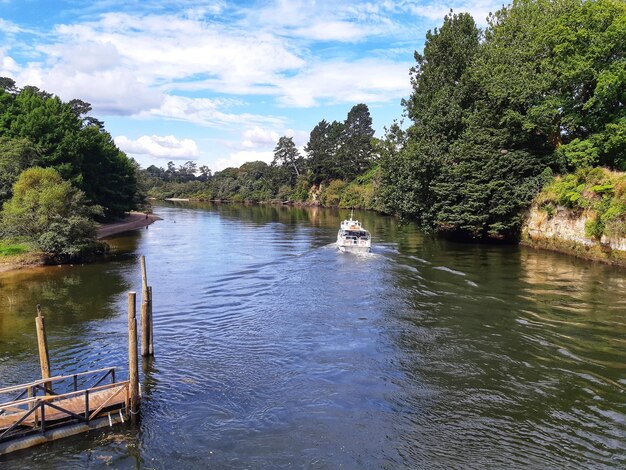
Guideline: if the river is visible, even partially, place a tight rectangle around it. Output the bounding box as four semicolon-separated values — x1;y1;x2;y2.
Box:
0;203;624;468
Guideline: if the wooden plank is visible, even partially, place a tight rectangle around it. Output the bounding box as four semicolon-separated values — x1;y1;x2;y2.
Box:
0;384;128;433
0;381;129;410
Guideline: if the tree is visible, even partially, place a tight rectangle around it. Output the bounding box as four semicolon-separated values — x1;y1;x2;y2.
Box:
1;167;102;259
166;161;176;180
198;165;212;181
0;77;17;95
68;98;104;129
382;11;482;231
540;0;626;170
0;86;138;216
272;136;303;185
177;161;197;181
0;137;40;202
403;11;480;146
304;119;344;184
73;126;138;217
338;104;375;180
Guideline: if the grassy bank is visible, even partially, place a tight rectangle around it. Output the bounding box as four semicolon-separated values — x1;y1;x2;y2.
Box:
0;239;44;272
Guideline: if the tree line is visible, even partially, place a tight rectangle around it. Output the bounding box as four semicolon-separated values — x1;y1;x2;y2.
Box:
380;0;625;240
145;0;625;242
0;78;138;260
141;102;381;209
0;0;623;262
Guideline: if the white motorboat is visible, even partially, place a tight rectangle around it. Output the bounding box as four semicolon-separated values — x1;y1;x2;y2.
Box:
336;213;371;253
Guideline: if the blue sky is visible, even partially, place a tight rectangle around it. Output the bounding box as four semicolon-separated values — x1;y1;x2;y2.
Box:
0;0;502;171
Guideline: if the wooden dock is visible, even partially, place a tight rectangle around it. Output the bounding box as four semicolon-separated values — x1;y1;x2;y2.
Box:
0;368;132;455
0;261;155;456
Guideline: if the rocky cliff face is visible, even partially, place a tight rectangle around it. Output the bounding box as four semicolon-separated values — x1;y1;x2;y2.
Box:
522;206;626;265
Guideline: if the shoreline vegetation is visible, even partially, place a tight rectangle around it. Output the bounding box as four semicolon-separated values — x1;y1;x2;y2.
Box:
0;0;624;271
0;212;160;274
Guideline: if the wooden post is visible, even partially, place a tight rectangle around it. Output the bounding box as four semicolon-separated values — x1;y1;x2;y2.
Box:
148;286;154;356
35;305;52;395
128;292;140;424
141;296;149;357
140;255;154;357
140;256;148;302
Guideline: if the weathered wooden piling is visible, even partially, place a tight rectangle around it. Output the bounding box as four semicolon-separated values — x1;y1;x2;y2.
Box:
35;305;52;394
141;297;150;357
148;286;154;356
140;256;148;300
140;256;154;357
127;292;140;424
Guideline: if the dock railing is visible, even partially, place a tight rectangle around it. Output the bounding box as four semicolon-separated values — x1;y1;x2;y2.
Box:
0;367;129;442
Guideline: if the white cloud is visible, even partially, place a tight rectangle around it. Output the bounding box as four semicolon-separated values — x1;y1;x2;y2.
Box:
115;134;199;160
0;18;25;35
183;2;227;20
294;21;368;42
17;64;162;115
276;59;412;107
242;127;281;149
44;41;122;73
53;12;305;88
249;0;391;42
141;95;285;128
0;49;19;74
213;150;274;172
403;0;502;24
2;2;416;117
240;126;309;151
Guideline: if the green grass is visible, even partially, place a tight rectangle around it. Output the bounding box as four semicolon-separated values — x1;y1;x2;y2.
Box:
0;240;31;257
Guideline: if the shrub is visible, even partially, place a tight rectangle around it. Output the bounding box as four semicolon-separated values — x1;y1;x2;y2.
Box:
539;168;626;239
319;180;346;206
1;167;102;260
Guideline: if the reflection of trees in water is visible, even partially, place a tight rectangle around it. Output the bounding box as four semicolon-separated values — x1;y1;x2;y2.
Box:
0;264;130;356
160;200;408;235
99;229;141;255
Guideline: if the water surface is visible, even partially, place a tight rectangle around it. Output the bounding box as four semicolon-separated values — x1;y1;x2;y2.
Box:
0;203;624;468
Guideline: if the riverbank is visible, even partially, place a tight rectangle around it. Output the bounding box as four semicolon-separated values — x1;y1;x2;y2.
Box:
0;212;162;274
521;205;626;267
96;212;162;239
0;251;44;273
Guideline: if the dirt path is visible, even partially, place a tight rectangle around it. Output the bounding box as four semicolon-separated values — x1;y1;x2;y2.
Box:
97;212;162;239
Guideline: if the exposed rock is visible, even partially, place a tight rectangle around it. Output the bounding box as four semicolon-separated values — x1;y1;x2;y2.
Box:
522;205;626;266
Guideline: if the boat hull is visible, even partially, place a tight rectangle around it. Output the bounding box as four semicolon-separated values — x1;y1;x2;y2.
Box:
337;242;371;253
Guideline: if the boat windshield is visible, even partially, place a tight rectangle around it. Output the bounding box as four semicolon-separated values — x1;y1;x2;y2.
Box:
343;230;370;239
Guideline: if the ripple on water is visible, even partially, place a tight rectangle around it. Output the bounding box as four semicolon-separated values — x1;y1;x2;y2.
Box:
1;204;624;469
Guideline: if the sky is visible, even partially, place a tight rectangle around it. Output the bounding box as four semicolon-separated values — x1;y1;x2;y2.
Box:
0;0;503;172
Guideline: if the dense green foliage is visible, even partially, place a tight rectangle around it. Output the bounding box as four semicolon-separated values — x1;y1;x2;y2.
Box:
381;0;626;240
0;81;138;217
1;167;104;260
0;80;139;259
